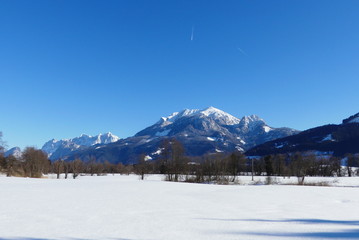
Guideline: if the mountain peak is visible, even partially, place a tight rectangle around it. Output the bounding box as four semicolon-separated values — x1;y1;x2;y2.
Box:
200;106;225;116
201;106;221;113
42;132;120;160
241;115;264;123
157;107;241;126
79;133;91;138
198;107;241;125
4;147;22;158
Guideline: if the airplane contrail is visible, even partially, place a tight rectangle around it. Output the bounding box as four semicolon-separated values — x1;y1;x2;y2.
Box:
191;26;194;41
237;47;248;56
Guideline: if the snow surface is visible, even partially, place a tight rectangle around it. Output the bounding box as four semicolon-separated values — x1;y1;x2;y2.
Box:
155;129;171;137
235;145;244;152
263;126;272;133
152;148;163;155
158;107;242;126
144;155;152;161
200;106;241;125
0;175;359;240
275;143;286;149
349;117;359;123
322;134;334;142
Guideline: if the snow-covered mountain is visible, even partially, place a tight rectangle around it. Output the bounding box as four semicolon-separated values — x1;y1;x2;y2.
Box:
42;132;120;160
4;147;22;159
135;106;297;152
62;107;299;164
247;112;359;157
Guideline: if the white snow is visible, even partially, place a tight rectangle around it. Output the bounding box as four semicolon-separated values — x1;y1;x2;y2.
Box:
158;107;241;126
155;129;171;137
236;137;246;145
144;155;152;161
4;147;22;159
349;117;359;123
200;106;241;125
0;175;359;240
42;132;120;156
158;109;199;126
263;125;272;133
235;145;244;152
152;148;163;155
322;134;334;142
275;143;285;149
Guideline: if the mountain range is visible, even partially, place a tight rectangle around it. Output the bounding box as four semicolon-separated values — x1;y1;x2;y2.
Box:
246;113;359;157
5;108;359;163
42;132;120;160
54;107;298;164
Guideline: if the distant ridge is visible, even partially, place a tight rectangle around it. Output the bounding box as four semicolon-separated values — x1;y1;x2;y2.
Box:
57;107;298;164
246;112;359;157
42;132;120;160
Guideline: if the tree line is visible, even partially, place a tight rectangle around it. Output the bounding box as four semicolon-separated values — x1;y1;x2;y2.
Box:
1;134;358;182
0;146;134;178
133;139;359;184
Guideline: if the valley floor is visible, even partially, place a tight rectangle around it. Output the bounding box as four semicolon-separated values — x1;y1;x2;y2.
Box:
0;174;358;240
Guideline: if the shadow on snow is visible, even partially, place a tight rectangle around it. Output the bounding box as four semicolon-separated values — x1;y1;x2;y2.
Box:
0;238;134;240
197;218;359;239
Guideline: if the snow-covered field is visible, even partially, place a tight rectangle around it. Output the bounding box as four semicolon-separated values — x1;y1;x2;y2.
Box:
0;174;359;240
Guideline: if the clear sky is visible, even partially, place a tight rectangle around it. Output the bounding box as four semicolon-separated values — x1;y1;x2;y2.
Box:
1;0;359;150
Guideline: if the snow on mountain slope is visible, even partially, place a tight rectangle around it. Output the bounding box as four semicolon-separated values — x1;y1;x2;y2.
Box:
4;147;22;159
156;107;241;127
248;112;359;157
42;132;120;160
199;106;241;125
63;107;298;164
342;112;359;124
349;117;359;123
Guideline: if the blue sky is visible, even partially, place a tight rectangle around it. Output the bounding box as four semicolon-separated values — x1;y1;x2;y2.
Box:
1;0;359;150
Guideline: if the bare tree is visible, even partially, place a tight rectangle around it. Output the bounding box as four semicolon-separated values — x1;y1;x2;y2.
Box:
87;158;97;176
63;161;70;179
227;153;239;182
0;154;6;173
161;139;186;182
22;147;49;178
0;132;7;172
5;155;18;177
84;156;105;176
53;160;64;179
71;159;83;179
345;154;356;177
135;154;149;180
290;152;315;185
273;154;287;177
0;132;6;155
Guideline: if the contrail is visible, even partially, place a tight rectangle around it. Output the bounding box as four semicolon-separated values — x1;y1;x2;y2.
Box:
237;47;247;56
191;26;194;41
